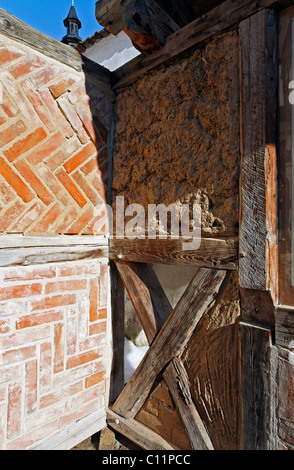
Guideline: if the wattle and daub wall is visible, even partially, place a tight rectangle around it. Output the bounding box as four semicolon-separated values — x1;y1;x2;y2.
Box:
0;33;111;449
113;30;242;450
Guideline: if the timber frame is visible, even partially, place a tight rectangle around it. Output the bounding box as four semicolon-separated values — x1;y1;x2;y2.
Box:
100;0;293;451
0;0;291;450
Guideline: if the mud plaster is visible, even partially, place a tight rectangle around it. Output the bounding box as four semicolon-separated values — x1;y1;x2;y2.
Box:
112;30;240;237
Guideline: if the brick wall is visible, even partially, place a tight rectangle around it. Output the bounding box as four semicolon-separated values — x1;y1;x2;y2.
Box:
0;32;111;449
0;34;110;235
0;260;109;450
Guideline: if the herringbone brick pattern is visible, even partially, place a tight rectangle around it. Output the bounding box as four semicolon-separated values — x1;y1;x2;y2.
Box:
0;259;108;450
0;36;110;235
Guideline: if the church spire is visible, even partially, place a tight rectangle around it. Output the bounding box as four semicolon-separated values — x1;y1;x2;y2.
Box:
61;1;82;46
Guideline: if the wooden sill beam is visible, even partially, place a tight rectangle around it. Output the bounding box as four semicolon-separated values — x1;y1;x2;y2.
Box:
109;237;238;270
0;235;108;266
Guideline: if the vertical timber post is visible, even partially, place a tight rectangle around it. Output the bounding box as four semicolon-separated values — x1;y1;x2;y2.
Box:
239;9;279;450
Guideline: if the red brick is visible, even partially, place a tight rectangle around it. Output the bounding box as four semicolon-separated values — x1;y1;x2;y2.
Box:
85;370;105;388
40;381;83;409
25;360;37;413
54;206;79;234
40;342;52;393
30;65;62;88
98;308;107;320
53;323;64;374
99;265;108;307
0;157;34;203
0;49;22;64
31;294;76;311
91;174;107;203
7;382;22;439
21;80;56;132
49;76;80;98
55;167;87;208
39;88;74;139
0;200;26;231
16;310;63;329
89;278;98;322
26;131;65;166
89;321;107;336
0;283;42;302
63;142;96;174
0;112;6;126
66;349;100;369
14;159;54;205
10;201;43;233
9;56;46;78
31;202;63;233
45;279;87;295
4;266;56;282
1;345;36;367
4;127;47;162
66;206;94;234
0;120;26;146
76;105;96;142
59;262;98;277
1;91;18;118
57;96;89;144
0;319;9;334
0;176;16;204
73;171;104;206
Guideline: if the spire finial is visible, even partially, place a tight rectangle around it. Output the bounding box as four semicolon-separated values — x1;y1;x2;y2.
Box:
61;0;82;46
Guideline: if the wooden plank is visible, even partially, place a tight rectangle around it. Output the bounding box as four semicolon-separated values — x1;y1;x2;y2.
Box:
95;0;125;35
163;359;214;450
0;8;111;83
107;409;174;450
0;245;108;267
110;237;238;269
30;409;106;450
0;235;107;248
240;321;278;450
115;262;171;343
112;268;226;419
240;288;275;328
109;261;125;404
0;236;108;266
275;306;294;349
239;9;278;299
121;0;180;52
113;0;287;89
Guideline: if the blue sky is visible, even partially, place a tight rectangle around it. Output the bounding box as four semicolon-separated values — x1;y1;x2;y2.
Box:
0;1;102;42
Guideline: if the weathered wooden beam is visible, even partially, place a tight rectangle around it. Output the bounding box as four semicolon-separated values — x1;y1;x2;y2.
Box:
96;0;180;53
113;0;289;89
239;8;279;304
115;262;171;343
121;0;180;52
0;235;108;267
112;268;226;419
275;305;294;350
163;359;214;450
110;237;238;270
107;409;174;449
109;261;125;404
240;321;278;450
95;0;125;35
